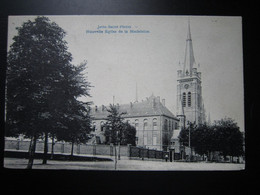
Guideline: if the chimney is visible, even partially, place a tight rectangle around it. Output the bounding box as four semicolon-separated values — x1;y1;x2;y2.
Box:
130;102;133;108
162;99;165;106
153;98;156;108
102;105;105;111
117;103;120;109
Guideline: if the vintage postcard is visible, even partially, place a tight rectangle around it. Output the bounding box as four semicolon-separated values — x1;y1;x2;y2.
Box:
4;15;244;170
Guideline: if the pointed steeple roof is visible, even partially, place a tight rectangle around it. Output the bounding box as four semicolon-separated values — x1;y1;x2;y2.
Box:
183;20;196;76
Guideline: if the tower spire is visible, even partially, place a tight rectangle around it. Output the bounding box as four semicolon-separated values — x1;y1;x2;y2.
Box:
183;19;196;76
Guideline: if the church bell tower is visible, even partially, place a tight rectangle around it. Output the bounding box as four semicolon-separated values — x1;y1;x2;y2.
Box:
176;20;205;128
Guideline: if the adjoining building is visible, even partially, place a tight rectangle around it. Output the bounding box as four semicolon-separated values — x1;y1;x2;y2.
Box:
89;95;179;151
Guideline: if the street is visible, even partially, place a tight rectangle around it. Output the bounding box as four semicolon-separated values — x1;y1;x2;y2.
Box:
4;157;245;171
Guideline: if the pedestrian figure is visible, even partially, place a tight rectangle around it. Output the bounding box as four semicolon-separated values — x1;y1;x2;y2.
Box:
165;154;168;162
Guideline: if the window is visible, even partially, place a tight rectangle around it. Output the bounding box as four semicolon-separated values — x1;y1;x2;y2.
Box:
188;92;191;107
135;119;139;130
100;121;105;131
175;122;178;129
143;119;148;130
182;92;186;107
153;118;157;130
93;122;96;131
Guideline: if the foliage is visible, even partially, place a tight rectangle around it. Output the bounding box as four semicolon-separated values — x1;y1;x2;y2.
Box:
212;118;244;157
56;99;92;145
178;122;196;147
121;122;137;146
104;104;136;145
192;124;217;155
5;16;92;166
178;118;244;159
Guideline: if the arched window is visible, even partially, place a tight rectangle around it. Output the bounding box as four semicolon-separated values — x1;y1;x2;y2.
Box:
153;118;157;130
100;121;105;131
135;119;139;130
188;92;191;107
93;122;96;131
182;92;186;107
143;119;148;130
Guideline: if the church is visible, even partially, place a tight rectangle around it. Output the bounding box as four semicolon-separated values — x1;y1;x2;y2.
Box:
89;21;206;152
176;21;206;128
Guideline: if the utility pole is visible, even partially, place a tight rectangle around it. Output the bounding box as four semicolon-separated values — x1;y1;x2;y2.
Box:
187;121;191;161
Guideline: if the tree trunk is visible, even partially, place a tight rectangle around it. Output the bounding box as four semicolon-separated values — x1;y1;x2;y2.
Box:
118;142;121;160
28;138;33;153
51;135;55;160
42;132;48;164
71;142;74;157
27;134;37;169
114;145;117;170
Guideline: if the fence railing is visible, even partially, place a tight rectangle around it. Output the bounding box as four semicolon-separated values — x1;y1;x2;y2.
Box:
129;145;168;160
4;139;168;160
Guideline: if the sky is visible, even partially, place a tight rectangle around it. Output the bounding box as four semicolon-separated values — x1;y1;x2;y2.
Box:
7;15;244;130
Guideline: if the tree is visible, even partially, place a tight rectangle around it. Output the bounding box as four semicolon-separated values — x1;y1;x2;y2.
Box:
192;124;217;160
213;118;244;161
56;99;92;157
104;104;137;145
178;122;196;148
121;122;136;146
5;16;92;168
104;104;126;144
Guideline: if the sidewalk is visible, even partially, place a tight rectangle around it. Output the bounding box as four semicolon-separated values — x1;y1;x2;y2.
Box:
4;157;245;171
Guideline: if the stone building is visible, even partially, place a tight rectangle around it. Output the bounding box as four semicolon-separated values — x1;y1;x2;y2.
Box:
176;21;206;128
90;95;179;151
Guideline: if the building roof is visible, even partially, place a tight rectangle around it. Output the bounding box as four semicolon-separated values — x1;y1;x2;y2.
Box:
90;94;179;120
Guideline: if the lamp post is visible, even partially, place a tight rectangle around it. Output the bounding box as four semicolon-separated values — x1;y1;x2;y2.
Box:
187;121;191;161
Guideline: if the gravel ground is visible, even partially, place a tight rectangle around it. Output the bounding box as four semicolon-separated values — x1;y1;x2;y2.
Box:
4;157;245;171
